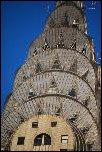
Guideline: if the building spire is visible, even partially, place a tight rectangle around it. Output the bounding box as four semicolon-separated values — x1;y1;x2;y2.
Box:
56;1;84;9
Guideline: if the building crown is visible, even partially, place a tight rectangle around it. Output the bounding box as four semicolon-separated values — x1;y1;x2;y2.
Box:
56;1;84;9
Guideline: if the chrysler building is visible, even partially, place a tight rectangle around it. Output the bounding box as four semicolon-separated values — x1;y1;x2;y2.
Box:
1;1;101;151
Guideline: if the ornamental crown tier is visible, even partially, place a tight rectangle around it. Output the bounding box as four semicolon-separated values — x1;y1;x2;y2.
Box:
1;1;101;151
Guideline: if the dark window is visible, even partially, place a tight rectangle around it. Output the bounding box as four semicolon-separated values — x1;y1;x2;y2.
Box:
20;115;24;123
72;19;79;28
8;131;13;137
33;49;37;55
23;71;30;81
49;18;55;28
34;133;51;146
34;134;42;146
17;137;25;145
28;89;35;99
81;70;89;80
81;127;89;136
32;122;38;128
51;121;57;127
83;99;88;107
68;88;76;97
29;92;33;96
63;13;69;26
60;149;67;151
23;75;27;81
75;19;79;24
36;62;42;73
73;19;79;25
87;142;93;151
44;134;51;145
42;40;49;51
51;59;62;69
70;40;76;49
69;114;78;123
82;48;86;55
61;135;68;144
55;108;61;116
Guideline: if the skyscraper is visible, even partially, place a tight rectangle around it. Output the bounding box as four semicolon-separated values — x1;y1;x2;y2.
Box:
1;1;101;151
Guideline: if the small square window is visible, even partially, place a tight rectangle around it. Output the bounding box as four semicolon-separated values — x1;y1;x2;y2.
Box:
60;149;67;151
17;137;25;145
29;92;33;96
28;92;33;99
51;121;57;127
61;135;68;144
32;122;38;128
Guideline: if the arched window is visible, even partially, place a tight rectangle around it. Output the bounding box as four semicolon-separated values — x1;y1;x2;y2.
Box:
34;133;51;146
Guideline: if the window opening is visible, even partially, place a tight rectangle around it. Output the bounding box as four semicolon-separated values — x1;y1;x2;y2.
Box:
51;121;57;127
32;122;38;128
34;133;51;146
82;47;86;55
17;137;25;145
61;135;68;144
68;88;76;97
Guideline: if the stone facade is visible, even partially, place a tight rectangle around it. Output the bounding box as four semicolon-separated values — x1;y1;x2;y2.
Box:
1;1;101;151
11;115;74;151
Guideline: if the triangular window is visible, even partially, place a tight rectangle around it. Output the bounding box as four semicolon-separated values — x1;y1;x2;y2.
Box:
51;57;62;70
42;38;49;51
69;114;78;123
70;39;76;49
87;142;94;151
61;13;69;27
23;71;30;81
82;47;86;55
69;59;77;73
36;61;42;73
37;104;43;115
64;13;69;26
82;96;90;107
81;126;89;135
56;32;65;48
48;77;58;94
55;108;61;116
68;88;76;97
49;18;55;28
81;70;89;80
33;49;37;55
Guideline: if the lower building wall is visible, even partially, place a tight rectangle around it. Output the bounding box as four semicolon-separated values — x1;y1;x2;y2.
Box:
11;115;74;151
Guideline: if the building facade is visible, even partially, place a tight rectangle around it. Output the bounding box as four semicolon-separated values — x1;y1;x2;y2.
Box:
1;1;101;151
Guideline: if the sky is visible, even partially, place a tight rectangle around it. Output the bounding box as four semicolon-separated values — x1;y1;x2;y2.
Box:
1;1;101;112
